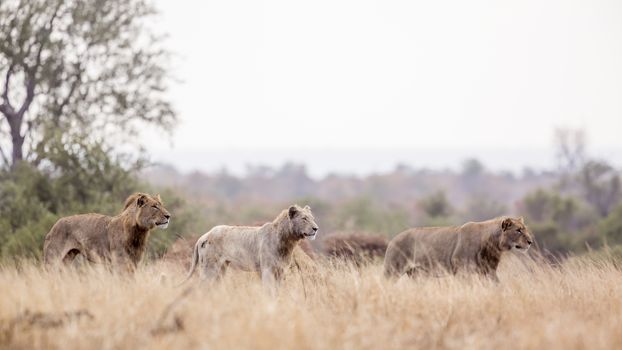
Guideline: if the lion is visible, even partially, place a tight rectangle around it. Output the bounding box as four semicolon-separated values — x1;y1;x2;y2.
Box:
163;234;317;270
182;205;319;292
43;193;171;271
319;232;388;265
383;217;533;281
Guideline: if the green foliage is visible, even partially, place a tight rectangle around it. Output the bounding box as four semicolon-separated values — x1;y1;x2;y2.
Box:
522;189;596;232
598;204;622;246
334;197;410;236
144;187;206;259
527;221;583;253
0;152;138;260
0;166;60;258
521;186;620;254
463;196;506;222
35;132;142;210
0;158;204;261
579;160;621;217
461;158;485;178
521;190;576;253
418;191;452;220
523;189;577;225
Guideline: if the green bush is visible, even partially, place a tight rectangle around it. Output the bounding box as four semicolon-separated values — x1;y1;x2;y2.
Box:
334;197;410;236
143;187;207;259
0;141;202;261
598;204;622;246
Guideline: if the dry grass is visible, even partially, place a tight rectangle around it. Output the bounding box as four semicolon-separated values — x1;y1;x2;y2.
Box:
1;255;621;350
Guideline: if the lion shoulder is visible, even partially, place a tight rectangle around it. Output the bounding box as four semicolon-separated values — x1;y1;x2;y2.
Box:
458;217;504;243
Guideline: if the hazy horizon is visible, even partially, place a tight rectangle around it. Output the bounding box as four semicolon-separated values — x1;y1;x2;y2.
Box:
147;145;622;178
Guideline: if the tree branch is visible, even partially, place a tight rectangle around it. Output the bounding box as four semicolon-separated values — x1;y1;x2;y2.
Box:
53;64;82;124
16;71;35;118
16;1;62;119
0;143;9;166
0;64;14;115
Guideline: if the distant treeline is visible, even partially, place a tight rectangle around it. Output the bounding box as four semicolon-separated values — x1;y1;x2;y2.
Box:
142;153;622;257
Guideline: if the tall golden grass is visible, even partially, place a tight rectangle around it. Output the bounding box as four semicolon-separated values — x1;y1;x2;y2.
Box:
1;254;621;350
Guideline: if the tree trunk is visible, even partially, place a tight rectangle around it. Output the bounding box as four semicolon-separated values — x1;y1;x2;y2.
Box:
5;112;24;168
11;131;24;167
2;72;34;169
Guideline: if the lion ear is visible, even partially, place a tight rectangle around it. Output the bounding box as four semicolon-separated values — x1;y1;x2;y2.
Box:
501;218;513;231
518;216;525;224
137;194;147;207
304;205;311;210
156;194;162;202
288;205;299;219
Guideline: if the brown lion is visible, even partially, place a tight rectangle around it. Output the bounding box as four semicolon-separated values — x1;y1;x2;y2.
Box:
319;233;388;265
182;205;319;292
384;217;533;281
43;193;171;271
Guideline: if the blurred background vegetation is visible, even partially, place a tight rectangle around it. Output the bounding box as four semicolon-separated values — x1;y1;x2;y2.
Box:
1;0;621;261
142;129;622;260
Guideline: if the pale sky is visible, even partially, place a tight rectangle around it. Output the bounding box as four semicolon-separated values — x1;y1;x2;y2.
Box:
146;0;622;176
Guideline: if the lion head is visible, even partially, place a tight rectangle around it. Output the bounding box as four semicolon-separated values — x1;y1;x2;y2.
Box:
288;205;319;240
125;193;171;230
500;217;533;253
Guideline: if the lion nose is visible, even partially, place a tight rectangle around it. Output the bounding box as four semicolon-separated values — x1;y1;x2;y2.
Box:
312;227;318;232
527;239;533;245
164;214;171;219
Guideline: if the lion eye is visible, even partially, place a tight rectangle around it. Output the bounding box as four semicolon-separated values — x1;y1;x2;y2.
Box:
152;205;158;209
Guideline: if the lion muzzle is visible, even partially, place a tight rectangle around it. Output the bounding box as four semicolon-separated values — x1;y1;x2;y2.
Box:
305;227;319;240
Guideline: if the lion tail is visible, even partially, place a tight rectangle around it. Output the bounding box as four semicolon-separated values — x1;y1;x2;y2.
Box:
178;238;200;286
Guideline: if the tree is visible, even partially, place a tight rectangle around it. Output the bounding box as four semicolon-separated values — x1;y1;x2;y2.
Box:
336;197;410;236
460;158;486;196
580;160;621;217
522;189;581;229
418;190;452;218
598;203;622;246
0;0;175;168
554;128;586;183
461;158;484;178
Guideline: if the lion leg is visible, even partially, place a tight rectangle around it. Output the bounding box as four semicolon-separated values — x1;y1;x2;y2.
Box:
261;266;282;296
384;244;416;280
200;266;222;283
199;258;227;283
405;267;422;278
62;248;81;264
44;219;65;265
483;271;500;283
219;261;230;278
44;238;82;267
42;240;63;266
384;260;407;279
111;252;136;274
261;269;276;296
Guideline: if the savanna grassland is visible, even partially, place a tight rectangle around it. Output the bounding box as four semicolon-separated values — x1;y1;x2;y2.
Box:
1;255;621;350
